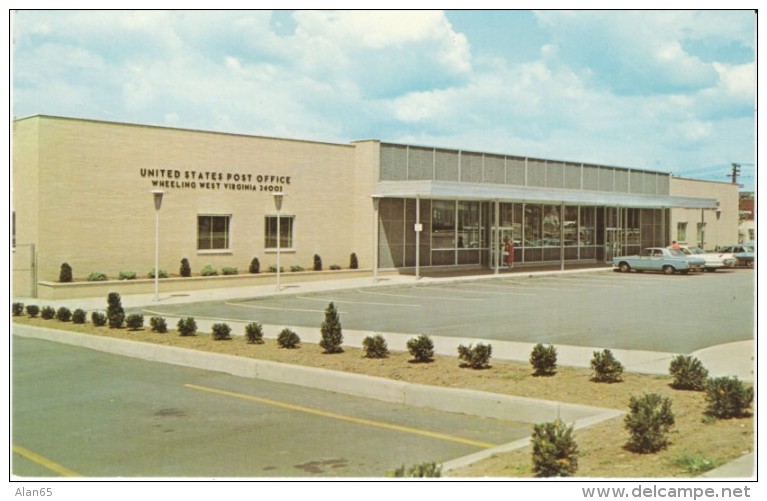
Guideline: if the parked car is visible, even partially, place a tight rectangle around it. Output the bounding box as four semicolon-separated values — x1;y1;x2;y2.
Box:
613;247;705;275
717;244;755;268
674;245;737;271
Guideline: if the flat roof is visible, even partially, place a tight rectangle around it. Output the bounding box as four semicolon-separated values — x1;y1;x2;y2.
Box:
374;180;719;209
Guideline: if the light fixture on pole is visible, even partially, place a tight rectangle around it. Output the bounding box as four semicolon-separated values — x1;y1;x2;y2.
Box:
151;190;165;302
371;195;381;283
273;192;284;292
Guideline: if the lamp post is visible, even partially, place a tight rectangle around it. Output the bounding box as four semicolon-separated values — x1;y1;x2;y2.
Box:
371;195;381;283
273;192;284;292
151;190;165;302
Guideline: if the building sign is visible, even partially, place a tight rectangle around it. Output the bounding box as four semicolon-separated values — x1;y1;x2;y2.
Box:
140;168;290;192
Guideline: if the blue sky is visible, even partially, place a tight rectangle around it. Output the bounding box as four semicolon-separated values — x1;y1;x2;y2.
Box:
11;9;756;190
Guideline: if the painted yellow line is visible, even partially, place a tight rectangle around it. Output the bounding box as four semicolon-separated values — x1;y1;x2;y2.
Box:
13;444;82;477
184;383;495;449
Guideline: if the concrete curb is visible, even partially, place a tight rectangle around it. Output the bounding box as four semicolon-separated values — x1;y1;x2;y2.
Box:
13;323;623;472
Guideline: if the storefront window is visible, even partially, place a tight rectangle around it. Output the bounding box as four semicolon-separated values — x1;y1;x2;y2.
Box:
563;206;578;246
524;204;542;246
542;205;561;246
580;206;596;246
198;215;230;250
431;200;455;250
265;215;294;249
457;201;482;249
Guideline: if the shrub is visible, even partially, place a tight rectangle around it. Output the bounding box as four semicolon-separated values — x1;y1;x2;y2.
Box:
624;393;675;453
350;252;359;269
268;265;284;273
320;302;344;354
91;311;107;326
180;258;192;277
177;317;197;337
200;265;218;276
705;377;753;419
313;254;322;271
222;267;238;276
12;302;24;316
531;419;579;477
55;307;72;322
457;343;492;369
249;257;261;274
88;271;108;282
41;306;56;320
148;269;169;279
363;334;389;359
245;322;264;344
106;292;125;328
407;334;434;363
329;264;341;270
150;317;168;333
673;454;718;475
211;323;232;341
590;349;624;383
277;328;300;349
669;355;709;391
119;271;137;280
290;265;305;272
59;262;73;283
390;462;442;477
25;305;40;318
72;308;87;324
125;313;144;331
530;343;557;376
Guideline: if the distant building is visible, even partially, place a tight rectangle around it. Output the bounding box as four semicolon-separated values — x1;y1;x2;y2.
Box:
738;192;755;243
669;178;740;250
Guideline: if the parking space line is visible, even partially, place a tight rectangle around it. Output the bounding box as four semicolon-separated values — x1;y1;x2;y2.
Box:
184;383;495;449
453;283;537;296
357;289;483;302
224;302;348;314
13;444;82;477
295;295;421;308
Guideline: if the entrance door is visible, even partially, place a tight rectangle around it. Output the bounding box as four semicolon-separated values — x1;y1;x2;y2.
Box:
605;228;622;262
490;227;515;269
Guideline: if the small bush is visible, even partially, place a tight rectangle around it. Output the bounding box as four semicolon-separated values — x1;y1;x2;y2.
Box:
329;264;341;270
268;265;284;273
222;267;238;276
55;307;72;322
201;265;218;276
245;322;264;344
457;343;492;369
390;462;442;477
150;317;168;333
320;302;344;354
705;377;753;419
249;257;261;274
107;292;125;329
313;254;322;271
624;393;675;453
363;334;389;359
25;305;40;318
119;271;137;280
669;355;709;391
12;302;24;316
531;419;579;477
59;262;73;283
277;328;300;349
125;313;144;331
290;265;305;272
148;269;169;279
530;343;557;376
180;258;192;277
349;252;359;269
673;454;718;475
72;308;87;324
407;334;434;363
41;306;56;320
88;271;108;282
177;317;197;337
91;311;107;326
211;323;232;341
590;349;624;383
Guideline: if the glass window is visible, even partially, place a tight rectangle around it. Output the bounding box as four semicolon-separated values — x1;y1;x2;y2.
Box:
677;222;687;243
198;215;230;250
579;206;596;246
431;201;455;250
563;206;578;246
542;205;561;246
265;215;294;249
457;201;482;249
524;204;542;247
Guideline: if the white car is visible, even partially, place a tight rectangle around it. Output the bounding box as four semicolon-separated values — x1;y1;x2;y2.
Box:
674;245;737;272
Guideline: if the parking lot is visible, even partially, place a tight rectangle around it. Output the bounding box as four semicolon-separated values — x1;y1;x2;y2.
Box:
12;337;532;478
139;269;754;355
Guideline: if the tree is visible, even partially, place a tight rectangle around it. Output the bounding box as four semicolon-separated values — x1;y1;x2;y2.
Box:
320;302;344;353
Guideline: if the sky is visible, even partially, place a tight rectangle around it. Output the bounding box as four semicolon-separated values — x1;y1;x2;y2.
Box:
10;9;757;190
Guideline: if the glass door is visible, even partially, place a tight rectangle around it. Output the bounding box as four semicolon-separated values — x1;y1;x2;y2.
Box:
605;228;623;262
490;227;515;269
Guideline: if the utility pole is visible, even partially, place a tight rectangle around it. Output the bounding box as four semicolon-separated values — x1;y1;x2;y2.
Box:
731;163;741;184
